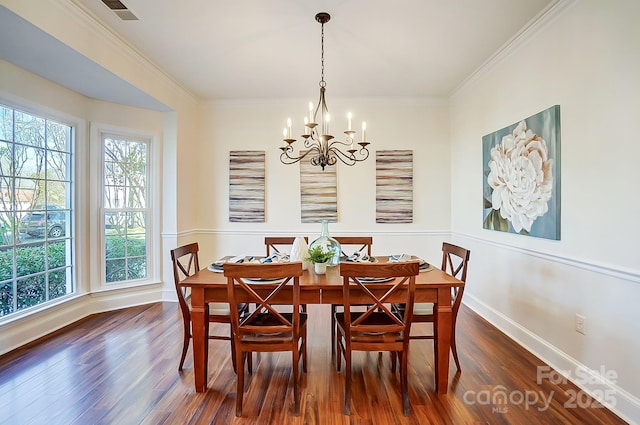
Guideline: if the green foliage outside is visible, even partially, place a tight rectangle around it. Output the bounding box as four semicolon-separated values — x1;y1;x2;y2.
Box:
0;241;68;316
105;235;147;283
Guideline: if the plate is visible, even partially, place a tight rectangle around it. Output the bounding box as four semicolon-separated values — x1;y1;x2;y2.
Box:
357;276;395;283
241;277;286;284
207;264;224;273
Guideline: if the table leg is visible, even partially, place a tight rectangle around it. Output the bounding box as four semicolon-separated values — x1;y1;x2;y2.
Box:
435;289;452;394
191;288;208;392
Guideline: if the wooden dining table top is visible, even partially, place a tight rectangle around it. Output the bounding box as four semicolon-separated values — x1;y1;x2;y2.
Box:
181;256;463;294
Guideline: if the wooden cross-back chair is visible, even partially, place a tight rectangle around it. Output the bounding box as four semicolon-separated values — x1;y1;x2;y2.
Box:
264;236;308;256
170;242;248;372
330;236;374;356
335;261;419;416
224;262;307;417
394;242;470;372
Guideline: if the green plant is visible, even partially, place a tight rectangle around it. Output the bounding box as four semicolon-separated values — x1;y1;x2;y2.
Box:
304;245;333;264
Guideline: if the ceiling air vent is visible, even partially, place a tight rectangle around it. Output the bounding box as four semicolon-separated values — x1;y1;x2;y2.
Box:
101;0;138;21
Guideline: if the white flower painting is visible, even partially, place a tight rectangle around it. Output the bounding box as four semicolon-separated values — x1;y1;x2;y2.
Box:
482;106;561;240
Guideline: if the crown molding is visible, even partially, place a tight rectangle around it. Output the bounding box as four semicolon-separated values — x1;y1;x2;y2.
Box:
449;0;579;102
59;0;198;104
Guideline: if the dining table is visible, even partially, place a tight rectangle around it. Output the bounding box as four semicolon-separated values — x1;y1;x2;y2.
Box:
179;256;463;394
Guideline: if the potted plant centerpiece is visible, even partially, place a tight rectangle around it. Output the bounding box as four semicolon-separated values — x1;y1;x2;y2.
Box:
305;245;333;275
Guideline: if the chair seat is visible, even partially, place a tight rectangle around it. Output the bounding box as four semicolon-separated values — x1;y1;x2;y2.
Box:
335;312;404;343
240;313;308;343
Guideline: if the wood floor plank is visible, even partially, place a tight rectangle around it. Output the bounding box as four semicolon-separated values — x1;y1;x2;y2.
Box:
0;302;628;425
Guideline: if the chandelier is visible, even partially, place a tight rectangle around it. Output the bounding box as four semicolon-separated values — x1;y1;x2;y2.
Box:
280;12;370;171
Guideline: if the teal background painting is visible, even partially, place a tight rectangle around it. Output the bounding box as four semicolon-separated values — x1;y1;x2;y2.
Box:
482;105;561;240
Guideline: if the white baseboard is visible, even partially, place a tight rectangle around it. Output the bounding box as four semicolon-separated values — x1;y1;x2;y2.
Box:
463;294;639;425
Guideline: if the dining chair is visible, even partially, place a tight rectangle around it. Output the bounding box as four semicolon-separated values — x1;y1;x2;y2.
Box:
335;261;419;416
394;242;470;372
264;236;308;256
224;261;307;417
170;242;248;372
330;236;373;357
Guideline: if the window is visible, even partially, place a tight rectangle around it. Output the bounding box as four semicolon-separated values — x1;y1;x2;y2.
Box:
102;134;150;284
0;104;74;318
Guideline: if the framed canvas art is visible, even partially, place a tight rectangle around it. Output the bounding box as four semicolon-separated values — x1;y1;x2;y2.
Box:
229;151;265;222
482;105;561;240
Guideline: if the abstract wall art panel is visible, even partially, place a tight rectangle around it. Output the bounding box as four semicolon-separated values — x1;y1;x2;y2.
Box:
300;150;337;223
482;105;561;240
229;150;265;222
376;150;413;223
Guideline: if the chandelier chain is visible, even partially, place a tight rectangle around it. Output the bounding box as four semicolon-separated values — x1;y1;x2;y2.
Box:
320;20;325;88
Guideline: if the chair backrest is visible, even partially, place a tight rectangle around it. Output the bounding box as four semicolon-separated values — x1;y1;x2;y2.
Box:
441;242;471;313
224;262;304;338
339;261;419;337
170;242;200;317
264;237;308;256
333;236;373;257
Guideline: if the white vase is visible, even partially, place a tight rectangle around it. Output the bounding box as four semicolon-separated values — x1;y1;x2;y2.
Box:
314;262;327;275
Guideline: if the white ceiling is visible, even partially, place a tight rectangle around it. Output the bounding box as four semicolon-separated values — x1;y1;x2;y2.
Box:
1;0;556;108
72;0;557;99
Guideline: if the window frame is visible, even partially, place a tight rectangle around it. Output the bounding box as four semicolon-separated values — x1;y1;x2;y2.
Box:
90;123;161;291
0;93;83;323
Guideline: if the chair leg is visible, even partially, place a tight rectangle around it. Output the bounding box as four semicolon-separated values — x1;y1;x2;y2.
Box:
451;327;461;372
302;328;308;373
335;331;343;372
330;305;337;357
235;348;245;417
344;347;351;415
178;323;190;371
229;330;237;374
293;344;300;415
247;351;253;374
401;349;410;416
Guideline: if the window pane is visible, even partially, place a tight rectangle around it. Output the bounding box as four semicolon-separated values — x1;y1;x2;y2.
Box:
17;274;45;311
14;111;45;147
46;120;71;151
47;241;67;269
105;235;126;259
0;281;14;316
16;244;45;277
105;258;126;283
46;150;69;181
0;106;13;141
14;145;45;181
0;248;14;281
48;269;69;300
127;257;146;280
0;140;13;177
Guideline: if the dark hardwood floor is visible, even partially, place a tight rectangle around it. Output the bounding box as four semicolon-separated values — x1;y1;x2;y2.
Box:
0;302;627;425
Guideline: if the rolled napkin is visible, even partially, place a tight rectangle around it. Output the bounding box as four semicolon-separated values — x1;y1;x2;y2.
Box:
229;255;253;263
346;251;371;262
259;253;290;263
389;254;412;262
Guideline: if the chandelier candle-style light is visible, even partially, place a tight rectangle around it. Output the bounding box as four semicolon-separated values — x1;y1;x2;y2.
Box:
280;12;370;171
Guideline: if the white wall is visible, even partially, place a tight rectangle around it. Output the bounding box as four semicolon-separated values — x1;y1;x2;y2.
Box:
449;0;640;422
193;98;452;263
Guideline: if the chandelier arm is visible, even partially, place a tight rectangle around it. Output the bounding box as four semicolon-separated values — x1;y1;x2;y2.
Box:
328;145;369;164
280;145;321;165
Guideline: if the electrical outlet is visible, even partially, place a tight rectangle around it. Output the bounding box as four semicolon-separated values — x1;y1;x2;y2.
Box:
575;314;586;335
